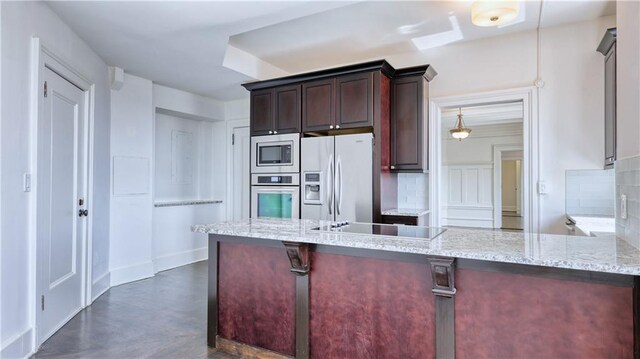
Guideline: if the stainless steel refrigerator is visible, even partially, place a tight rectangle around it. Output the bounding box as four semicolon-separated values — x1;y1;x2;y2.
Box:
301;133;373;222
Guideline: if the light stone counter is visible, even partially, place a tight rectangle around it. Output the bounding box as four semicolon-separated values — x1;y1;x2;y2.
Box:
381;208;430;217
192;218;640;276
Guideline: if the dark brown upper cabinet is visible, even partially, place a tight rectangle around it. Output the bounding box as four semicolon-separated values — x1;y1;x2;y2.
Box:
336;72;373;129
302;79;335;132
597;28;616;169
390;66;437;173
250;88;274;136
250;85;301;136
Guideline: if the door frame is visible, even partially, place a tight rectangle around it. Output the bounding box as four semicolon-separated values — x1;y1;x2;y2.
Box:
429;87;539;233
30;38;96;347
492;145;524;229
226;118;250;221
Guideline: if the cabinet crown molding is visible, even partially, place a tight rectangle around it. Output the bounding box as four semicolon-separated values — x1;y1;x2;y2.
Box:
241;60;437;91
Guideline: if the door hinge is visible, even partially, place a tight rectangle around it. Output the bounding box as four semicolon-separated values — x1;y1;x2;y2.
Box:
41;295;45;311
44;81;48;97
232;133;235;145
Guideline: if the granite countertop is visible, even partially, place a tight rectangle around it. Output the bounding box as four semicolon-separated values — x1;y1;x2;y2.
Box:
382;208;430;217
192;218;640;276
155;199;223;207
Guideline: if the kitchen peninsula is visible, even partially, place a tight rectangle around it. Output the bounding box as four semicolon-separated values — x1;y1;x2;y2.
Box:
194;219;640;359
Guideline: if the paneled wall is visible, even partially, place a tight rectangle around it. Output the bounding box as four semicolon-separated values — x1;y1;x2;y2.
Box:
442;165;493;228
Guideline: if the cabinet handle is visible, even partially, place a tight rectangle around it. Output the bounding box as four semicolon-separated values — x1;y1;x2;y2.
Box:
329;125;334;129
390;165;396;170
268;130;273;134
273;130;278;134
336;125;340;129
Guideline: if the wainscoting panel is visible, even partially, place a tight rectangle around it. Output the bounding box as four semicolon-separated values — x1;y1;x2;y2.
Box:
443;165;494;228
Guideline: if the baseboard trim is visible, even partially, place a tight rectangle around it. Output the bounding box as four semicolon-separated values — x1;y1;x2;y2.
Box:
154;247;208;273
1;328;34;359
216;336;293;359
110;261;154;287
92;271;111;302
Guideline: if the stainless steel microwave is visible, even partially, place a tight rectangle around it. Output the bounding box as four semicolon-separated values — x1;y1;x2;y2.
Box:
251;133;300;174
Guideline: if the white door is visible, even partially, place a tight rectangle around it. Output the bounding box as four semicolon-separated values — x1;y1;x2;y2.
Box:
37;67;87;343
232;126;250;220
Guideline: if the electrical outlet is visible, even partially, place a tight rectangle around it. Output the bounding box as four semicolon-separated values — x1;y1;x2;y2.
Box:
23;173;31;192
621;194;627;219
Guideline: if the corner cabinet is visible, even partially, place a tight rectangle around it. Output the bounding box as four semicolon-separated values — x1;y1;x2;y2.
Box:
250;84;301;136
597;28;616;169
390;66;437;172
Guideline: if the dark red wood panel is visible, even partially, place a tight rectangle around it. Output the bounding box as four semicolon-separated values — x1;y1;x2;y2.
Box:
309;252;435;358
218;242;295;356
455;269;634;359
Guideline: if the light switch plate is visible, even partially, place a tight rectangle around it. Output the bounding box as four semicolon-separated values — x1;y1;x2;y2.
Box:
621;194;627;219
23;173;31;192
538;181;548;195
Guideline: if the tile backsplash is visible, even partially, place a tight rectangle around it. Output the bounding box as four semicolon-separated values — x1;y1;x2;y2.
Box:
565;169;615;216
397;173;429;210
616;156;640;249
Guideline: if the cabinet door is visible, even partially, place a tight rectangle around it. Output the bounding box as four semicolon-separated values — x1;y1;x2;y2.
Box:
391;76;427;172
302;79;335;132
335;72;373;129
274;84;301;134
604;45;616;168
250;88;275;136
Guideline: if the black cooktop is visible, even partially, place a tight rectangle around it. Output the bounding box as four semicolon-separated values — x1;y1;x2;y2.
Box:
312;222;446;240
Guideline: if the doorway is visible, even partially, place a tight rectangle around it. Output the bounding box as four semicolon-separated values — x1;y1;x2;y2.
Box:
36;66;89;344
496;150;524;230
430;87;538;232
231;126;250;220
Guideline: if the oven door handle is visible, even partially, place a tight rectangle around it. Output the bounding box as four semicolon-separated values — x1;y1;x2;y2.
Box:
328;154;334;215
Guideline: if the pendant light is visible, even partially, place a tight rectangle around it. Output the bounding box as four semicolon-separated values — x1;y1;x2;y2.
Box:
471;1;520;27
450;108;472;141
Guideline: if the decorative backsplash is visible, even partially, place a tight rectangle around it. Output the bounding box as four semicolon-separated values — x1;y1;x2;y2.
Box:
565;169;615;216
397;173;429;210
616;156;640;249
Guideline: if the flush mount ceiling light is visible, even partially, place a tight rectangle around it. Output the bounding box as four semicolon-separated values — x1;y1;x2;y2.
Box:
471;1;520;27
450;108;472;141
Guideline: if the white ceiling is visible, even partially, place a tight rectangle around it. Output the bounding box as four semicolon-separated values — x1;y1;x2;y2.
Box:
442;102;523;127
47;0;615;101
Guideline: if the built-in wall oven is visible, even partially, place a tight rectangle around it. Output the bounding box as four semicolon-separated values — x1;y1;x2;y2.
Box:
251;173;300;219
251;133;300;174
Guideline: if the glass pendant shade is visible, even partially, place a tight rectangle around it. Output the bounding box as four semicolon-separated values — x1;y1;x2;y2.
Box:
471;1;520;27
450;108;472;141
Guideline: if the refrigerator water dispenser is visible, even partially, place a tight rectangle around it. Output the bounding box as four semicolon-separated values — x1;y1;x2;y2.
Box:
303;172;322;205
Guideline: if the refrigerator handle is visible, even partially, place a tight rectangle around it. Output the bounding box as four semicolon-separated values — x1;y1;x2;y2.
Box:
327;154;334;215
336;156;343;216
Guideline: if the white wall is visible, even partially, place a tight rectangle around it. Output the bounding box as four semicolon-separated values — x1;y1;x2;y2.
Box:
385;15;616;233
615;2;640;248
1;2;111;357
617;1;640;160
109;73;154;286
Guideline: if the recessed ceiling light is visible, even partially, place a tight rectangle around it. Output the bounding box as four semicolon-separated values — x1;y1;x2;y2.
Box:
471;1;520;27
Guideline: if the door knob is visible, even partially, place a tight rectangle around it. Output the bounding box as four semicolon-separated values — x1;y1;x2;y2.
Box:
78;209;88;217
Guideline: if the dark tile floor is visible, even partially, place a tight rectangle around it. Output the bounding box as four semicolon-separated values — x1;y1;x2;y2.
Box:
34;261;239;359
